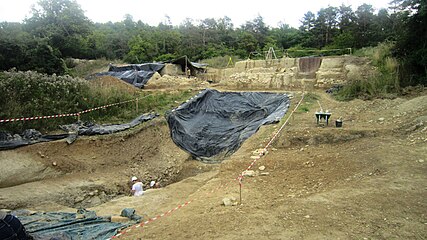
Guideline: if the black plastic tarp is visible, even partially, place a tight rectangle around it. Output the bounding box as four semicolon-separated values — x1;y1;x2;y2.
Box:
15;210;130;240
0;129;69;150
0;113;158;150
166;89;290;161
168;56;207;76
97;63;165;88
60;113;158;136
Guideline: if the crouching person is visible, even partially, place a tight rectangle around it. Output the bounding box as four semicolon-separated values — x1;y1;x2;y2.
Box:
131;176;144;196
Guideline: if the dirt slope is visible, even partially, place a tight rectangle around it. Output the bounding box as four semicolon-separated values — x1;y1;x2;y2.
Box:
0;89;426;240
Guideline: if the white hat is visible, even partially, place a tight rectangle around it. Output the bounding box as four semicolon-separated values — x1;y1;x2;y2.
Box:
131;176;137;181
150;180;156;187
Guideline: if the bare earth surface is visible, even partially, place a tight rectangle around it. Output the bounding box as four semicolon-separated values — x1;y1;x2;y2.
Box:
0;88;426;240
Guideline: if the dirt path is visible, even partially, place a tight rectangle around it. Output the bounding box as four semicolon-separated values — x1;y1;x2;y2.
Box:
1;89;426;239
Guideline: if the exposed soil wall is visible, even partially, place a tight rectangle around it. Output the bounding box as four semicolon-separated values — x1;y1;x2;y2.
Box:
0;119;194;209
206;56;372;90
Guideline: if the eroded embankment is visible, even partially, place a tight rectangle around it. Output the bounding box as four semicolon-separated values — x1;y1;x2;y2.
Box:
0;119;217;210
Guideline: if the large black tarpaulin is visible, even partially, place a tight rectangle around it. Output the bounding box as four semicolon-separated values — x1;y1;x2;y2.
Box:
97;63;165;88
0;129;69;150
166;89;290;161
168;56;207;76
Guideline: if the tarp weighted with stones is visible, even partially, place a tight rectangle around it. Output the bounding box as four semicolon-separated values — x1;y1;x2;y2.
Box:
14;209;135;240
166;89;290;162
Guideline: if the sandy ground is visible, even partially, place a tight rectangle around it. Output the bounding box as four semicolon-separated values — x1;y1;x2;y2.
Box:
0;88;426;239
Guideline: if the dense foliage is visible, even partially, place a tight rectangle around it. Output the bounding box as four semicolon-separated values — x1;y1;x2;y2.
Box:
0;0;425;81
0;70;196;133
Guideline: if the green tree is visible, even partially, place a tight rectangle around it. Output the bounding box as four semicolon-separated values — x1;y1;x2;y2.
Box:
332;4;357;48
242;15;269;49
237;30;258;58
393;0;427;85
269;22;300;50
0;22;29;71
25;0;93;58
299;11;316;47
177;18;203;58
125;33;157;63
374;9;394;42
354;4;376;47
337;4;356;33
0;22;65;74
315;6;339;47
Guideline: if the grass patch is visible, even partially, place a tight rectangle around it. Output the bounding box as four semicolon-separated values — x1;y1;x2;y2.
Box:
199;55;241;69
297;92;319;113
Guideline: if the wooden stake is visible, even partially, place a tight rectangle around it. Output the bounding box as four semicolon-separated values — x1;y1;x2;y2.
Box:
239;178;242;205
136;98;139;113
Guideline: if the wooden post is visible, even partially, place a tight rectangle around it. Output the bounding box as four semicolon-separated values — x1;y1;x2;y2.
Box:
185;55;188;77
136;98;139;113
239;177;242;205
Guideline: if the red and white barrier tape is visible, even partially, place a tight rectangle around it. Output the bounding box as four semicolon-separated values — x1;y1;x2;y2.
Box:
0;113;80;123
110;179;237;239
110;93;305;239
239;93;305;179
0;97;149;123
111;200;193;239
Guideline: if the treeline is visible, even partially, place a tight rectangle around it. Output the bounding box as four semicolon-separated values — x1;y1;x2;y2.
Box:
0;0;425;84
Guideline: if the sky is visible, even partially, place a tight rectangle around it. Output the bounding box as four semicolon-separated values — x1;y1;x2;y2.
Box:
0;0;392;28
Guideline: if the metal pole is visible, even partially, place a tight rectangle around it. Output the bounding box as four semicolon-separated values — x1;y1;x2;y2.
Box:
317;100;324;112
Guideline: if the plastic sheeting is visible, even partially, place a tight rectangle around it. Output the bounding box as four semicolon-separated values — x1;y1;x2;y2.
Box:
60;113;158;136
0;129;68;150
96;57;207;88
97;63;165;88
0;113;158;150
15;209;130;240
168;56;207;76
166;89;290;161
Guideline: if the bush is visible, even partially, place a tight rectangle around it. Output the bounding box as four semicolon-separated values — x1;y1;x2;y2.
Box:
0;70;89;132
335;42;400;100
0;70;196;133
285;46;350;58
